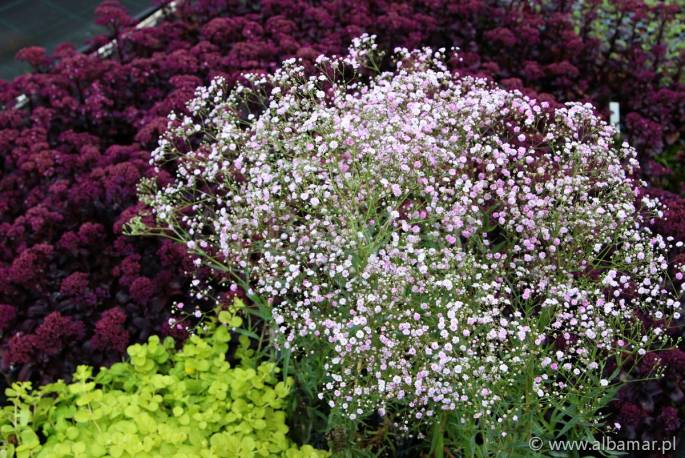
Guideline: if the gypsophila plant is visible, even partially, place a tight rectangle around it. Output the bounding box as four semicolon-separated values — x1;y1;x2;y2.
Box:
0;299;328;458
130;35;685;456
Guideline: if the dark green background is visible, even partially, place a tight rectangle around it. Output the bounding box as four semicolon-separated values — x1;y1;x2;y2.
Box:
0;0;152;81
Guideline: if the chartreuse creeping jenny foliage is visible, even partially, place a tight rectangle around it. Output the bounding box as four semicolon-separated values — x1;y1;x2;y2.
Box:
132;36;685;456
0;300;328;458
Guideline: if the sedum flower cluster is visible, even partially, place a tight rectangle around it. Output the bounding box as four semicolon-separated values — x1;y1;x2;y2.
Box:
137;36;683;434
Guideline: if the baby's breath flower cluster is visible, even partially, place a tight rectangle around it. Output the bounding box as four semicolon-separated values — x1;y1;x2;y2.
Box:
136;36;683;437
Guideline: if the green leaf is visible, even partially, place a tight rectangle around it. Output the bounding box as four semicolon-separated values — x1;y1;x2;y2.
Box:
73;410;91;423
19;429;40;448
213;326;231;343
218;311;232;324
229;316;243;327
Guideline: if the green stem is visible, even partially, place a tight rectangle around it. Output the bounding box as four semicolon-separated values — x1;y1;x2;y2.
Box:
432;412;447;458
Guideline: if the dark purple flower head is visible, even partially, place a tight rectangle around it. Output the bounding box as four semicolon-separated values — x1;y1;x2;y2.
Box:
57;232;80;252
60;272;90;297
78;223;105;245
15;47;50;70
5;312;85;365
484;28;517;48
662;350;685;374
95;0;133;31
31;312;85;356
5;334;37;365
617;403;645;429
638;352;661;376
0;305;17;333
658;406;681;434
90;307;129;353
9;244;54;286
129;277;155;304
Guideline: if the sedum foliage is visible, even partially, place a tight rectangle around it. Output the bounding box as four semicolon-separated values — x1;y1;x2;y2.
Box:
0;303;328;458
